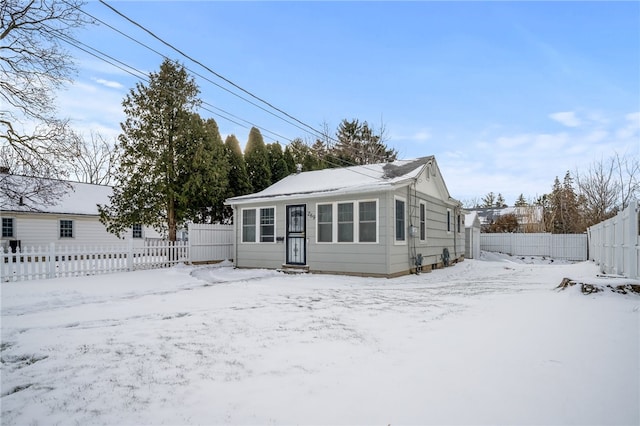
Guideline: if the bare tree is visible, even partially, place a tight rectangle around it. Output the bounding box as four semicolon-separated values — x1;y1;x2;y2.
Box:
575;156;618;226
1;0;90;203
614;151;640;210
67;131;120;185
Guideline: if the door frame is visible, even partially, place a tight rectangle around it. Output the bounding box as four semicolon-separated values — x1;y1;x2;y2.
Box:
285;204;306;265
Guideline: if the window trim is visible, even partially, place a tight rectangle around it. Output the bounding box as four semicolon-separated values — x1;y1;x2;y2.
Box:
241;206;276;244
2;217;15;238
395;196;406;245
59;219;74;239
337;202;354;243
316;203;333;243
419;201;427;242
316;199;378;244
447;208;452;233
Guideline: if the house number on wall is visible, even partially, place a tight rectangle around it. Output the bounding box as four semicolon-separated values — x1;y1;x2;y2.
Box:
307;211;316;220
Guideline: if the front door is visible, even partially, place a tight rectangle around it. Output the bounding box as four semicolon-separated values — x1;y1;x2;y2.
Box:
286;204;306;265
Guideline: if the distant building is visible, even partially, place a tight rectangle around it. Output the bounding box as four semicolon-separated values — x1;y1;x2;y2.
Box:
470;206;545;233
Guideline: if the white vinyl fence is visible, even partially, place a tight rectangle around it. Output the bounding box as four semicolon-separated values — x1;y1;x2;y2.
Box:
189;223;233;263
588;200;639;279
480;233;588;261
1;239;188;283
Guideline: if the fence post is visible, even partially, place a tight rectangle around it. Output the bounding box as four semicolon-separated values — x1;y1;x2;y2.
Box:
127;238;134;271
47;242;55;279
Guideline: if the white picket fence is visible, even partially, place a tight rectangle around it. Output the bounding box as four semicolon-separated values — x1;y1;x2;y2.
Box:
480;233;588;261
588;200;639;279
1;240;189;283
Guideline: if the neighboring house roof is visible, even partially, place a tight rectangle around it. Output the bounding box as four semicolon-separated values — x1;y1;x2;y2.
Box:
227;156;454;205
1;174;112;216
471;206;544;226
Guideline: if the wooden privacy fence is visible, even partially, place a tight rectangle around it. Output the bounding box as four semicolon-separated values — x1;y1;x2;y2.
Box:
480;233;588;261
1;240;188;283
588;200;639;279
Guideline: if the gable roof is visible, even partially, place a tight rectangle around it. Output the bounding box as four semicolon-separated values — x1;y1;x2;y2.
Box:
1;174;112;216
226;156;437;205
470;206;544;226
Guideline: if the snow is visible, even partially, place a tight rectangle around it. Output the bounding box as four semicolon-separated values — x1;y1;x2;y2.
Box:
1;253;638;425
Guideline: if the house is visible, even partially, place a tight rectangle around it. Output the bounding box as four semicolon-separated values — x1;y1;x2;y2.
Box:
225;156;464;277
471;206;545;233
0;173;162;251
465;211;481;259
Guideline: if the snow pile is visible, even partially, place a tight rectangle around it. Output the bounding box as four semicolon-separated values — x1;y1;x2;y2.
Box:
1;253;638;425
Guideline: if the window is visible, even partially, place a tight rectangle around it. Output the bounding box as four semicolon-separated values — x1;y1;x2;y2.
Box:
2;217;14;238
359;201;377;242
337;203;354;242
242;207;275;243
260;208;275;242
60;219;73;238
419;202;426;241
395;198;405;242
317;204;333;243
242;209;256;242
457;214;462;233
447;209;452;233
132;224;143;239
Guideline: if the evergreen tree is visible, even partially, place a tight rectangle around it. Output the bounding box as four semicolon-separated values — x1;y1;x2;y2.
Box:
222;134;252;223
482;192;496;208
495;193;507;208
266;142;290;182
283;144;296;174
329;119;397;166
548;172;584;234
244;127;271;192
99;59;200;241
286;138;321;171
180;116;229;224
514;194;528;207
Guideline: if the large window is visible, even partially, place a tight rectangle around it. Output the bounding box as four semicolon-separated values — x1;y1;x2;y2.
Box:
242;209;256;242
242;207;275;243
395;198;405;242
419;202;426;241
260;208;275;242
359;201;377;243
2;217;14;238
317;204;333;243
60;219;73;238
337;203;354;242
316;200;377;244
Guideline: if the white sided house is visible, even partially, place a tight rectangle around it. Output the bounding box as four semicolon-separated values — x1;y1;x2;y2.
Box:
0;174;162;251
226;156;464;277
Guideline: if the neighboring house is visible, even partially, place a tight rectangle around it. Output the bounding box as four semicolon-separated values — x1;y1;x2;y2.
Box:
471;206;545;233
225;156;464;277
0;174;162;251
465;211;481;259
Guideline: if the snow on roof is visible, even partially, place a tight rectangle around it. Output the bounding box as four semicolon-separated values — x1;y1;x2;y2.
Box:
1;174;112;215
471;206;544;225
227;157;434;204
465;211;480;228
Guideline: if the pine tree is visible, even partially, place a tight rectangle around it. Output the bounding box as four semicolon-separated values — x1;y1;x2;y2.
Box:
482;192;496;208
266;142;290;182
514;194;528;207
329;119;397;166
99;59;200;241
244;127;271;192
495;193;507;208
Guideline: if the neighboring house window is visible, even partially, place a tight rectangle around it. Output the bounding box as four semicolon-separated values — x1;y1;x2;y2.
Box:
242;209;256;242
358;201;377;243
242;207;275;243
260;207;275;242
60;219;74;238
337;202;354;242
2;217;14;238
447;209;452;233
317;204;333;243
132;224;143;239
316;200;378;244
419;202;426;241
395;198;406;242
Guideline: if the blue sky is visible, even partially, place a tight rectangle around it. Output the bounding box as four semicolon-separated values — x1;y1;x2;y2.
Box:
57;1;640;205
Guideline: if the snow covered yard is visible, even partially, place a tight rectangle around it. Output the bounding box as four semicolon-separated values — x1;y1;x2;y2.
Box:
1;253;638;426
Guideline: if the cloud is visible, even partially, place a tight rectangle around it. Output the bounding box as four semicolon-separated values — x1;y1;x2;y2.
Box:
549;111;581;127
616;111;640;140
92;78;124;89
